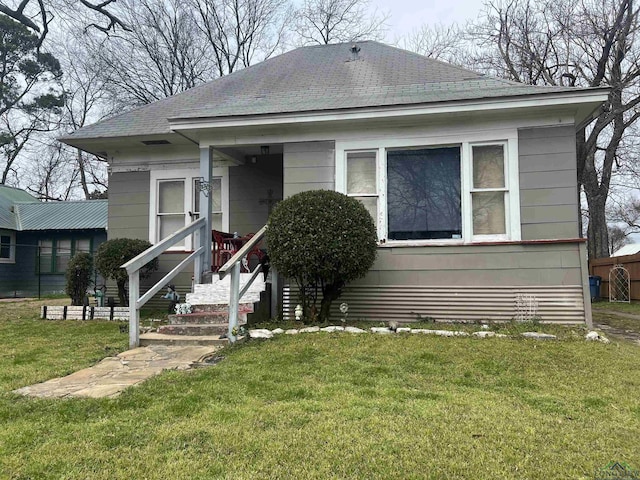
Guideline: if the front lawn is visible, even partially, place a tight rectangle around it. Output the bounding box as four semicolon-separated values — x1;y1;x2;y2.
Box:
1;300;639;479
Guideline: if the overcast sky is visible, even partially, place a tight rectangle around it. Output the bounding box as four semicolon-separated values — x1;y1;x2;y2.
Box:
373;0;482;41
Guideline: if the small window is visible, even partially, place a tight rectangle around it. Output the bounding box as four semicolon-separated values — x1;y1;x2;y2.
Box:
471;144;507;236
75;239;91;253
38;240;53;273
346;151;378;222
0;235;11;259
158;180;185;245
0;232;15;262
56;239;72;272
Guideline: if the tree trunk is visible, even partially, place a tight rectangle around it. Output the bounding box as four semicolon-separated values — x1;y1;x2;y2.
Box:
586;194;609;259
117;279;128;307
319;281;344;322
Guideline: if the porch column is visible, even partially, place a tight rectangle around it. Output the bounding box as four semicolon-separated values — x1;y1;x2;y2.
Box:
199;146;213;275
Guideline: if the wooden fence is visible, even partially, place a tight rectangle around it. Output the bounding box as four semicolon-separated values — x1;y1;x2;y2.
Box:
589;252;640;301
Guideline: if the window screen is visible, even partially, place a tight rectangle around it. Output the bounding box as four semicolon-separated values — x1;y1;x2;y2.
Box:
387;147;461;240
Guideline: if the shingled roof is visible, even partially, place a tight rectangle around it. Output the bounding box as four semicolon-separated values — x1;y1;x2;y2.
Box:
61;41;590;142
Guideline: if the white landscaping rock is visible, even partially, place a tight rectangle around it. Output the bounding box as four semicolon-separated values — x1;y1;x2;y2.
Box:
474;331;495;338
249;329;273;339
285;329;299;335
271;328;284;335
396;327;412;333
521;332;557;340
481;324;490;330
344;326;366;334
299;326;320;333
585;331;611;344
321;326;344;332
473;331;507;338
371;327;393;334
433;330;456;337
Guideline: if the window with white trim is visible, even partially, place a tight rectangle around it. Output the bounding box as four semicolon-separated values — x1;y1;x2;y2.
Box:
149;168;228;249
339;139;519;243
0;230;15;263
346;151;378;222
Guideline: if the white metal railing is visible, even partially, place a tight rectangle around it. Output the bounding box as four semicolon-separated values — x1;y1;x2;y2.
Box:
122;217;208;349
218;224;267;343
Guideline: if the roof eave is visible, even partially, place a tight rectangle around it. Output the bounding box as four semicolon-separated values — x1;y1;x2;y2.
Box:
168;88;610;131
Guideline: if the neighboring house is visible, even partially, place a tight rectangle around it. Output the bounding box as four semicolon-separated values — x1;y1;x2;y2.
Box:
60;41;608;324
0;185;107;297
612;244;640;257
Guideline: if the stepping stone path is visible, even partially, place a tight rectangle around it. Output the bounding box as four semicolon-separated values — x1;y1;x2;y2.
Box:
13;345;218;399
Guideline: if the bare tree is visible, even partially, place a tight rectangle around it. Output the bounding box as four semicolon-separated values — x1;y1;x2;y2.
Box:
293;0;388;45
612;198;640;233
0;0;130;48
0;15;64;185
400;23;468;63
94;0;215;107
608;225;631;254
192;0;293;77
467;0;640;259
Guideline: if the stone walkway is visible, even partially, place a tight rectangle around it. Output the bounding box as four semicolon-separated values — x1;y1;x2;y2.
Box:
13;345;219;399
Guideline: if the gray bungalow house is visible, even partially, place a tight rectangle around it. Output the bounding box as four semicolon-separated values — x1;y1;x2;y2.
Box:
0;185;107;297
60;41;607;325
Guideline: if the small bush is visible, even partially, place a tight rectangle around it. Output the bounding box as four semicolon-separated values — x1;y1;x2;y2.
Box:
266;190;377;322
95;239;158;306
65;252;93;306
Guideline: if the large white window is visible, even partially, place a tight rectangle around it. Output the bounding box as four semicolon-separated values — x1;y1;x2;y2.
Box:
338;137;520;244
150;168;228;250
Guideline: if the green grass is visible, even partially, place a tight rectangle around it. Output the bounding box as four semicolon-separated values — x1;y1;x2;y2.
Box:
592;301;640;314
592;301;640;333
1;300;640;479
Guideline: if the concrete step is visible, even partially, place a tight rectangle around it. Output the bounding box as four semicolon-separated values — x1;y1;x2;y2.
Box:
168;312;248;325
157;323;237;336
191;303;254;314
140;333;229;347
187;275;266;305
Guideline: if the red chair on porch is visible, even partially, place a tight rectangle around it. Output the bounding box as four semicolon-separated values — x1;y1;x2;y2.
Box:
212;230;236;272
244;232;266;269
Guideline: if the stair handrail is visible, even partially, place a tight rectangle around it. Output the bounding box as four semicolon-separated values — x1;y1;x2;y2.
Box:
218;224;267;342
121;217;208;349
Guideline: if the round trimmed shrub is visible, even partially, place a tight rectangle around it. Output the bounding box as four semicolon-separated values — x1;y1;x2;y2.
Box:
65;252;93;306
266;190;377;322
95;238;158;306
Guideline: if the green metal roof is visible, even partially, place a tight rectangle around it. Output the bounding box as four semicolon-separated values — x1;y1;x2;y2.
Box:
14;199;108;231
0;185;37;230
0;186;107;231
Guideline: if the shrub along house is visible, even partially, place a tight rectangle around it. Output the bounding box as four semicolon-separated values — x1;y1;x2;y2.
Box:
0;185;107;297
59;41;607;327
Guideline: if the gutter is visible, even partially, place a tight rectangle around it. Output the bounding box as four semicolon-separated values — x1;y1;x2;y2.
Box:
168;88;611;131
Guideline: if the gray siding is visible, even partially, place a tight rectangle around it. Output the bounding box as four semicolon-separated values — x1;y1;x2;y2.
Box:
518;126;579;240
364;242;582;287
229;155;283;234
284;242;586;323
283;142;335;198
108;171;150;241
